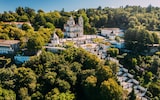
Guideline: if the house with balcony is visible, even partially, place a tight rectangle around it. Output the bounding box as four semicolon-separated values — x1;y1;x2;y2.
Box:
0;39;20;55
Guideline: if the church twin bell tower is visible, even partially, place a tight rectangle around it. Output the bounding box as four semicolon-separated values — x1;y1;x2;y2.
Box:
64;16;83;38
78;16;83;27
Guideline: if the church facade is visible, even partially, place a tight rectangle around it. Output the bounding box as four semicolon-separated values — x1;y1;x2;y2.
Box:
64;16;83;38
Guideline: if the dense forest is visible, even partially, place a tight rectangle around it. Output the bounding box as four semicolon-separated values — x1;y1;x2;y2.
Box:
0;48;123;100
0;5;160;99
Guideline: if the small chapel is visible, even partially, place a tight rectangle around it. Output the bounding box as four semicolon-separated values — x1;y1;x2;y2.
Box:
64;16;83;38
50;33;59;46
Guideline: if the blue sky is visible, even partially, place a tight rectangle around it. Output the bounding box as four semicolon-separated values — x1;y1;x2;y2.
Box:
0;0;160;12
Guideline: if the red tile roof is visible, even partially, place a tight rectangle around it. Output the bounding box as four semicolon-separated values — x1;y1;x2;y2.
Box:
0;39;20;46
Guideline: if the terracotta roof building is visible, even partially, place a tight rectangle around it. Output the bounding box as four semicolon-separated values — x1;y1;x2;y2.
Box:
0;39;20;54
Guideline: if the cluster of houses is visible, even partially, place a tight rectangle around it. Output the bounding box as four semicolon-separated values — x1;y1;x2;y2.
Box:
80;43;107;59
46;16;151;99
0;16;125;55
46;16;125;54
0;39;29;64
0;16;127;66
117;64;148;100
1;16;159;99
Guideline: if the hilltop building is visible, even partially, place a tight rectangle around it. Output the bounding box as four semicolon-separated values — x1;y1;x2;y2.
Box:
64;16;83;38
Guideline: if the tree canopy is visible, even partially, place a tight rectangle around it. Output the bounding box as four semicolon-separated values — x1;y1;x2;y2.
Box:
0;47;123;100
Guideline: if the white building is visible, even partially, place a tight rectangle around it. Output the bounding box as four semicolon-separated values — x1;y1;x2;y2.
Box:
48;32;60;47
64;16;83;38
51;33;60;46
101;28;124;39
0;39;20;54
45;46;65;53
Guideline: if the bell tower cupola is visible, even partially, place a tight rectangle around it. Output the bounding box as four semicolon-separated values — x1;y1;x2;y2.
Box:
78;16;83;26
67;16;75;26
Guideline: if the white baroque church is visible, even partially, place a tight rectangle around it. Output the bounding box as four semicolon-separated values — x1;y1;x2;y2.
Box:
64;16;83;38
